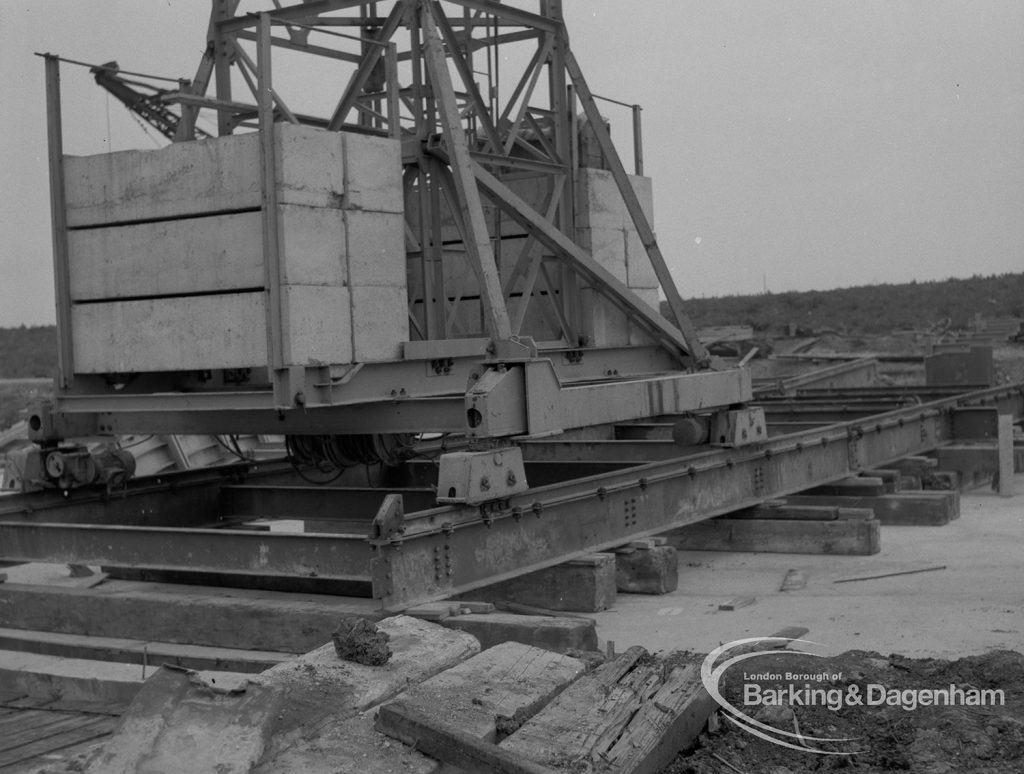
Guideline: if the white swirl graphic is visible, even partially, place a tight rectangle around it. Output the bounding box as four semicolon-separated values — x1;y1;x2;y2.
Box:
700;637;863;755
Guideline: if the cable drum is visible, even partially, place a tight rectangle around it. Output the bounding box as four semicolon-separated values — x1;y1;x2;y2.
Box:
285;434;415;483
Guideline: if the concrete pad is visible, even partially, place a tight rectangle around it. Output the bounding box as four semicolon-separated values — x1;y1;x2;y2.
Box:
588;472;1024;658
0;650;144;705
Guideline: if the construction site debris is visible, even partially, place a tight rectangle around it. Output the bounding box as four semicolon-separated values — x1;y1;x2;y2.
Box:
833;564;947;584
331;616;391;666
779;569;807;591
719;596;756;611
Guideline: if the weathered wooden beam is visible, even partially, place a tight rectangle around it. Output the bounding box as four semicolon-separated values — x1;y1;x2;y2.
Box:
730;503;870;521
378;641;584;743
0;582;378;653
501;628;808;773
665;516;880;555
803;476;888;497
378;701;558;774
784;491;960;526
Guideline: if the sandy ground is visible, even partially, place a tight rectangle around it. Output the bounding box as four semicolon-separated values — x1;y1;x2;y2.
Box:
591;472;1024;659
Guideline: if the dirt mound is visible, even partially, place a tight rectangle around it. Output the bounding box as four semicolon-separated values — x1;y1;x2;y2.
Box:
667;649;1024;773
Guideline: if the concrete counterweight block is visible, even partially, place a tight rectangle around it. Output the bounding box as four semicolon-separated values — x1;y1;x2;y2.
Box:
64;123;407;374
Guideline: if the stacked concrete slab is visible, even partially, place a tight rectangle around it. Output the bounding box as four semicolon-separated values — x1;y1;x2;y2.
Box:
64;124;406;373
575;168;660;347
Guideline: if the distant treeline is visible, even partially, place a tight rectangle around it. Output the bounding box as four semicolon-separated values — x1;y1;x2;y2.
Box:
672;272;1024;335
0;326;57;378
0;272;1022;378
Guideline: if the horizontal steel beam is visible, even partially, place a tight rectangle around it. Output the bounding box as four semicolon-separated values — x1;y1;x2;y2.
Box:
0;522;373;581
0;463;265;526
519;439;685;463
787;386;985;400
41;347;689;439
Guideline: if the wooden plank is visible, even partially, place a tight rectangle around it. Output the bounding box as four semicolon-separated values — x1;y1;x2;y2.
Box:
503;628;807;772
0;709;57;740
600;665;710;774
935;444;1000;472
665;517;880;555
888;455;938;473
377;641;585;745
466;553;617;613
804;476;888;497
0;627;290;673
784;491;959;526
0;715;116;768
498;647;647;764
0;711;101;753
730;503;845;521
2;695;56;709
376;701;557;774
863;468;901;493
0;582;380;653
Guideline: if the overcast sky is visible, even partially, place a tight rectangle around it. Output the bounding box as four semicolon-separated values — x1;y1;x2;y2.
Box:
2;1;1022;327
